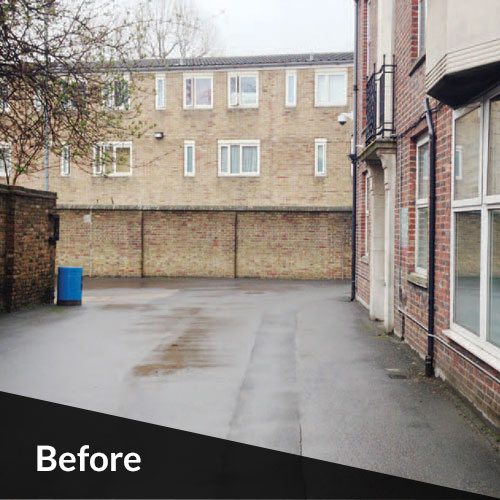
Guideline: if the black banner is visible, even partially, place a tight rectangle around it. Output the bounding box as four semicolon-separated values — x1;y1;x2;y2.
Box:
0;391;491;499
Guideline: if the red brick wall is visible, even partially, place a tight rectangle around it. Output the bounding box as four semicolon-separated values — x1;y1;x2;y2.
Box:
0;185;57;312
56;209;351;280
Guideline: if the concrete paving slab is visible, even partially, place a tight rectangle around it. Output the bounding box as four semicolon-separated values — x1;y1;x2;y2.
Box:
0;278;498;496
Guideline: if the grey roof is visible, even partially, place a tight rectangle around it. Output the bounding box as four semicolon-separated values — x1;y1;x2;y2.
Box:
124;52;353;72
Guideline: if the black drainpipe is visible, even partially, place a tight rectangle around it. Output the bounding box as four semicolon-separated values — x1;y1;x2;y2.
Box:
424;97;436;377
350;0;359;301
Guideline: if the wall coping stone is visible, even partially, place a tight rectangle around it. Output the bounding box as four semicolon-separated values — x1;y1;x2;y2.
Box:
56;204;352;213
0;184;57;201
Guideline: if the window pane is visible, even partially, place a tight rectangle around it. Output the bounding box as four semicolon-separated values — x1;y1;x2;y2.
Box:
185;78;193;106
489;210;500;347
417;141;429;200
229;77;238;105
287;74;295;105
454;211;481;335
186;146;193;173
102;145;113;175
242;146;257;173
230;145;240;174
316;144;325;173
328;74;345;105
195;77;212;106
416;206;428;271
454;107;480;200
115;146;130;173
240;76;257;105
0;148;10;175
219;146;228;173
317;75;327;104
487;95;500;195
156;78;165;108
62;146;70;175
114;79;128;108
418;0;426;55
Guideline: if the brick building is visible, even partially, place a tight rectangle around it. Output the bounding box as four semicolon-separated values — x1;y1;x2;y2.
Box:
353;0;500;426
5;53;354;279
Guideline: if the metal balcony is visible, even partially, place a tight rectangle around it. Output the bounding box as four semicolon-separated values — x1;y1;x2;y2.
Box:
365;56;395;145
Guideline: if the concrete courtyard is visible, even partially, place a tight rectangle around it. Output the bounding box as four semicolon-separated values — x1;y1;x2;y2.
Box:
0;278;498;496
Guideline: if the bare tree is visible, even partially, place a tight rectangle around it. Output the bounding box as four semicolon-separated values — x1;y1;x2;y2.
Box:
126;0;220;60
0;0;147;185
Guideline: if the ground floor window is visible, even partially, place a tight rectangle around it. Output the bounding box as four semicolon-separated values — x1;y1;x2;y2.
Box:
0;143;11;177
315;138;327;176
184;141;195;176
60;144;71;176
218;140;260;176
415;135;429;275
93;142;132;176
452;87;500;355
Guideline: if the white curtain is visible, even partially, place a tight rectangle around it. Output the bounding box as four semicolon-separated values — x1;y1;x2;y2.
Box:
242;146;257;173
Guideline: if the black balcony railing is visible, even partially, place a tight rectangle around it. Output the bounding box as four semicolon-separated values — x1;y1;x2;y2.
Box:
365;55;395;145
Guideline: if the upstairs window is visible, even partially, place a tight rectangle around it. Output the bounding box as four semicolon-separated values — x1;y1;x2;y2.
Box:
93;142;132;176
0;143;11;177
60;145;71;176
105;74;130;110
155;74;166;110
415;136;429;276
218;140;260;176
184;74;213;109
315;139;327;176
285;70;297;107
315;70;347;107
228;73;258;108
417;0;427;57
184;141;195;177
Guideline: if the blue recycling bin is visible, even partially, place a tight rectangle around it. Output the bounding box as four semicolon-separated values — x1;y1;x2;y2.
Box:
57;266;83;306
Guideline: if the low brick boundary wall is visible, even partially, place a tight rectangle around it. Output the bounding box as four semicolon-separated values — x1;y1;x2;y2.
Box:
0;185;57;312
56;206;352;280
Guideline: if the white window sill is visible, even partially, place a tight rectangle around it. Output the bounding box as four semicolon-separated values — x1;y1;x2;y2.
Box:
443;328;500;373
93;173;132;178
183;106;213;111
315;172;326;177
228;105;259;110
408;272;428;288
314;102;347;108
218;173;260;178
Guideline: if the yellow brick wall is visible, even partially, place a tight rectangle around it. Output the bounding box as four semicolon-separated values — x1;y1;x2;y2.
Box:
23;66;353;209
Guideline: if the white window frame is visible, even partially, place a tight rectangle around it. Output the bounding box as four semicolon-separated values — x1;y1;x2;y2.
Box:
93;141;133;177
227;72;259;109
218;140;260;177
314;69;347;107
105;73;130;111
417;0;427;58
184;140;195;177
155;73;166;110
415;135;429;276
60;144;71;176
0;142;12;177
183;73;213;110
285;70;297;108
314;138;327;177
448;85;500;368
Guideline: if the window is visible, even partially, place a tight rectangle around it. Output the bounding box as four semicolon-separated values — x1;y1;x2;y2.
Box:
417;0;427;57
155;74;166;110
60;145;71;176
315;70;347;107
315;139;327;176
415;136;429;275
0;143;11;177
218;140;260;176
228;73;258;108
451;88;500;358
0;81;9;113
93;142;132;176
184;74;213;109
184;141;195;176
366;0;371;72
105;74;130;110
285;70;296;107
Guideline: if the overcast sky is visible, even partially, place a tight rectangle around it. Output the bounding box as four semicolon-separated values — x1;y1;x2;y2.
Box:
202;0;354;55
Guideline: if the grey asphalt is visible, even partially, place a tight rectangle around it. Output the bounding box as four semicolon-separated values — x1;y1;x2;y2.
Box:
0;278;498;497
